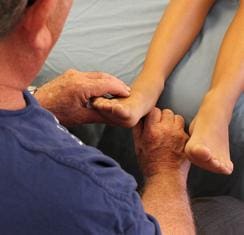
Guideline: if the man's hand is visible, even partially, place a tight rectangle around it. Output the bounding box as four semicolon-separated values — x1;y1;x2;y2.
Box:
134;108;195;235
133;108;190;178
34;69;130;127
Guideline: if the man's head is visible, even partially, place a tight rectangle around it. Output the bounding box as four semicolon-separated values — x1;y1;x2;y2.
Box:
0;0;73;89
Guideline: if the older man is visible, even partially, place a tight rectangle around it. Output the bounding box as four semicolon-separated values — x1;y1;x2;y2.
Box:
2;0;244;234
0;0;194;235
0;1;195;234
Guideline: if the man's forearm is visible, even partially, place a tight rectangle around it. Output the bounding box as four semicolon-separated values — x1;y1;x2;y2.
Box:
142;0;215;80
142;170;195;235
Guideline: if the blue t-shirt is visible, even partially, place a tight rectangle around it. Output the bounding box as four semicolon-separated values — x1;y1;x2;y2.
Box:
0;91;161;235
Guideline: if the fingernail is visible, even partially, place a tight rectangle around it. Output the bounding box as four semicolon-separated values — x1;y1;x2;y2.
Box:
126;86;131;92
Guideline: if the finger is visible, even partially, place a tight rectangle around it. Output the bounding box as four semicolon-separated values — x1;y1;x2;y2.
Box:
86;72;131;97
144;107;161;130
174;114;185;129
82;109;107;124
78;108;121;126
58;108;108;127
161;109;175;124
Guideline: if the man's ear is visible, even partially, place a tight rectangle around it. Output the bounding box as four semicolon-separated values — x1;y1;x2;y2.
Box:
21;0;57;51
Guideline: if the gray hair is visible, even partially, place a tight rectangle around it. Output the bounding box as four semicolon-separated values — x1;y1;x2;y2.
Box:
0;0;28;37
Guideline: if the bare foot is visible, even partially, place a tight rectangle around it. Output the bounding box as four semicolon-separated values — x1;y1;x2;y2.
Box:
92;71;165;127
185;95;233;175
92;90;156;128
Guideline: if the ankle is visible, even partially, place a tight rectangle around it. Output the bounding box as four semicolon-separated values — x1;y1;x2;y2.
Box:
201;90;233;123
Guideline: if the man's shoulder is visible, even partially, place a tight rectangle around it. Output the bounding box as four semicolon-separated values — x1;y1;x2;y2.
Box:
0;103;137;199
0;129;139;234
51;144;138;200
0;124;160;235
0;123;136;199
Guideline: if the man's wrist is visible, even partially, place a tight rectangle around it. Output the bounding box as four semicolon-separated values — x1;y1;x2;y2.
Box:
27;85;38;95
140;158;189;177
145;169;187;188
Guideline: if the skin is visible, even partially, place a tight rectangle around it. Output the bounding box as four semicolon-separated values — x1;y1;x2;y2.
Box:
93;0;244;175
0;0;74;110
92;0;216;127
34;69;130;127
133;108;195;235
185;1;244;175
0;0;130;121
0;1;197;233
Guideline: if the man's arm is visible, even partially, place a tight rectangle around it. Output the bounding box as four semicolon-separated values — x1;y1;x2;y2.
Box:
133;108;195;235
142;171;194;235
34;69;130;126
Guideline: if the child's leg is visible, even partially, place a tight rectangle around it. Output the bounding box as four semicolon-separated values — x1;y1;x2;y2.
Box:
93;0;215;127
185;3;244;174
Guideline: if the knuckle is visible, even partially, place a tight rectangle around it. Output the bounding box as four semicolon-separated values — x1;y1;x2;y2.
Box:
93;71;103;78
147;129;159;142
152;107;161;113
101;72;111;78
65;69;77;76
175;114;184;122
160;123;172;133
163;109;174;115
178;131;189;142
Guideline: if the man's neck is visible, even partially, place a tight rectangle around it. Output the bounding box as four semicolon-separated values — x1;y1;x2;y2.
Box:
0;86;26;110
0;33;42;111
0;43;32;110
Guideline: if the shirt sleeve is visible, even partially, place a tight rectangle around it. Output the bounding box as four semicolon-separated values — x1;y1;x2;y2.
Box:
45;145;163;235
